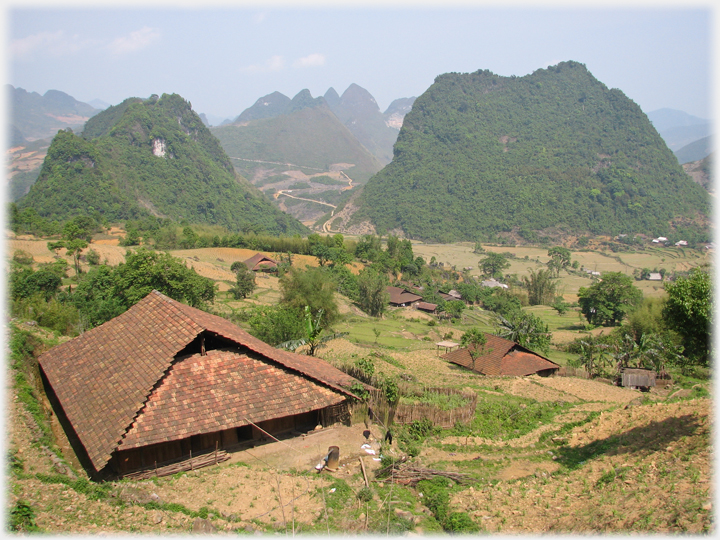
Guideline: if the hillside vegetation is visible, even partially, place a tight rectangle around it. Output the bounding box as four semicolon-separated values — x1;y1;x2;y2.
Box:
15;94;307;237
353;61;709;242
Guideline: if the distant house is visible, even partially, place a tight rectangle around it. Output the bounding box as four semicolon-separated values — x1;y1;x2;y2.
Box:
243;252;278;272
447;289;462;300
675;240;688;246
416;301;437;314
38;291;363;479
647;272;663;281
443;333;560;377
386;286;422;307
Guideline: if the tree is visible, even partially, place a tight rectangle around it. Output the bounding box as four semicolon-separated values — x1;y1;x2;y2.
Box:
246;305;306;346
460;328;488;372
663;268;712;367
357;267;389;317
493;310;551;354
479;252;510;278
444;300;465;319
280;266;339;327
577;272;643;327
523;268;557;305
229;262;256;299
113;248;216;308
312;244;332;267
547;247;571;276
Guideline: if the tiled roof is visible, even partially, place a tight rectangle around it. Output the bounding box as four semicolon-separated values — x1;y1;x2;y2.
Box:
416;302;437;311
119;349;344;449
38;291;360;472
386;286;422;305
243;252;278;271
443;333;558;376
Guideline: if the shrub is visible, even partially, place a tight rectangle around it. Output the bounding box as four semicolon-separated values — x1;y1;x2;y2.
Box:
445;511;480;532
9;500;40;532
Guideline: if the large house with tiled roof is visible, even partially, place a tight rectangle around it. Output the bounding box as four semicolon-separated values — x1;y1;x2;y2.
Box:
443;333;559;377
38;291;363;478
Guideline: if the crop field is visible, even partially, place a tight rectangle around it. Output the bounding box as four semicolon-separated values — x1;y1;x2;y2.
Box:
7;230;713;535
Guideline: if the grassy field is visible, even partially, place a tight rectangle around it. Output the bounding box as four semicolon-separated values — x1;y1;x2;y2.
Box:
7;232;709;366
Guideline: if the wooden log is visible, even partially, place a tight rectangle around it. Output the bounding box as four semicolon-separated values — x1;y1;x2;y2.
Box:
359;456;369;488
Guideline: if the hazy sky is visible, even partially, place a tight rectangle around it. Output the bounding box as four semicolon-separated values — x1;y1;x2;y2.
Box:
6;2;714;123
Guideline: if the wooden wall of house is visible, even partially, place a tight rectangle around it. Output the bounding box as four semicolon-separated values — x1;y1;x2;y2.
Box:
114;410;320;474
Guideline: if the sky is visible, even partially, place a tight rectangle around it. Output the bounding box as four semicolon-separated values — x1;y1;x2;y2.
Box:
4;2;715;123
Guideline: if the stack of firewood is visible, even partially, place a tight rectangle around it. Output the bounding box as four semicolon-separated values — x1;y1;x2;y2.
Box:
123;450;230;480
376;457;471;486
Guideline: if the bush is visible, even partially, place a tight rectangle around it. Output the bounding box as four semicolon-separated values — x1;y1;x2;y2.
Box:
9;500;40;532
356;486;374;502
86;248;101;265
445;511;480;532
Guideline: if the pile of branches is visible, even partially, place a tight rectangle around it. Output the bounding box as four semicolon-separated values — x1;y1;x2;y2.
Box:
122;450;230;480
375;456;472;486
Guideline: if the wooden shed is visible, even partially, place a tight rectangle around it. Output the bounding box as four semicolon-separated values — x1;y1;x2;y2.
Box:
38;291;363;479
620;368;656;390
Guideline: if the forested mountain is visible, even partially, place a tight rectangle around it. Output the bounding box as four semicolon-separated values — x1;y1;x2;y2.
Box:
16;93;308;236
7;85;101;141
350;61;710;242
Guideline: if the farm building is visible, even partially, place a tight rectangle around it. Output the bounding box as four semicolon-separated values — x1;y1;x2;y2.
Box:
386;286;422;307
443;333;560;377
243;252;278;272
38;291;363;479
619;368;656;390
416;301;438;314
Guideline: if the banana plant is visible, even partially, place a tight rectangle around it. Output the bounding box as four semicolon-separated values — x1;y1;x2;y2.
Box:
278;306;348;356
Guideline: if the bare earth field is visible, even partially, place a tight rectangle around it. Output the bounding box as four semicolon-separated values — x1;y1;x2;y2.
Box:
10;356;711;534
6;235;712;534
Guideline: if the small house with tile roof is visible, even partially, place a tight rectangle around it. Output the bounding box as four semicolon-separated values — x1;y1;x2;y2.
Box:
243;252;278;272
38;291;363;479
386;286;422;307
443;333;559;377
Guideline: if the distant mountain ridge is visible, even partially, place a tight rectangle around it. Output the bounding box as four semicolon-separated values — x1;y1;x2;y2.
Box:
7;85;101;141
347;61;709;242
675;136;713;165
647;108;712;154
230;84;414;164
17;93;307;236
